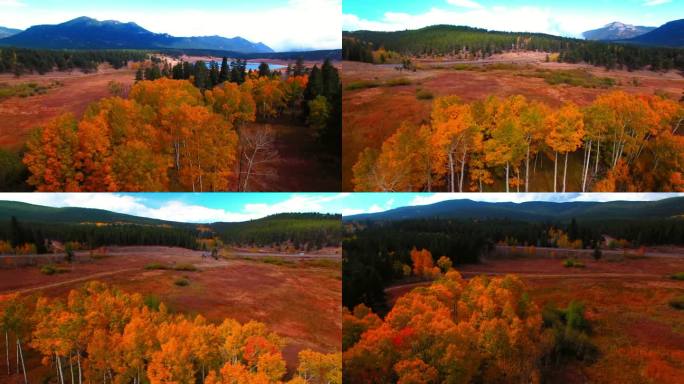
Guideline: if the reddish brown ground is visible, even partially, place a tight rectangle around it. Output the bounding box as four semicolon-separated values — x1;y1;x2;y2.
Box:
385;253;684;384
341;58;684;191
242;122;340;192
0;246;341;379
0;66;136;151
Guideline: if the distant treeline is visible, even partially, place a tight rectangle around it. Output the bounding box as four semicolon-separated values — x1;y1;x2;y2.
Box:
343;25;684;71
343;217;684;311
0;217;198;252
214;213;342;250
160;48;342;61
0;47;148;75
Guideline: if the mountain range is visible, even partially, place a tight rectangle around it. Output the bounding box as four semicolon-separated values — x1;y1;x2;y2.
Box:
625;19;684;47
582;22;655;41
0;26;21;39
344;197;684;222
0;16;274;53
582;19;684;47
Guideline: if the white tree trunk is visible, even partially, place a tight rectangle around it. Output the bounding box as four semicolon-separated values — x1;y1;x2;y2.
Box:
77;352;82;384
553;151;558;193
459;146;466;192
525;144;530;192
505;162;509;193
5;331;8;375
582;141;592;192
563;152;569;192
448;151;455;192
595;140;600;175
57;352;64;384
17;339;26;384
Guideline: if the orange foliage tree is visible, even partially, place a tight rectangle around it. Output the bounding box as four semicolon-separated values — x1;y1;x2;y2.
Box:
343;271;550;383
1;281;341;384
354;91;684;192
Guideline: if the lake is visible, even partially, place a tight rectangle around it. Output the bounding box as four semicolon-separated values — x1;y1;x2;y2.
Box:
204;61;286;71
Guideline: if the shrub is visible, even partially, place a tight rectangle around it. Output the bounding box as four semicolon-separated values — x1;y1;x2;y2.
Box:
174;278;190;287
65;243;74;263
385;77;411;87
258;256;295;267
143;294;161;310
40;264;68;275
670;272;684;281
669;296;684;310
145;262;167;270
416;89;434;100
592;246;602;261
173;263;197;272
563;258;585;268
542;301;598;363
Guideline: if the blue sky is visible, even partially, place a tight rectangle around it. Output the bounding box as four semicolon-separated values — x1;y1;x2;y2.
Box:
0;0;341;51
1;193;680;221
343;0;683;37
0;193;348;223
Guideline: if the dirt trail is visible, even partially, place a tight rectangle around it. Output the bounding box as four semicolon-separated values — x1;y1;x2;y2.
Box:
6;267;139;295
385;270;667;294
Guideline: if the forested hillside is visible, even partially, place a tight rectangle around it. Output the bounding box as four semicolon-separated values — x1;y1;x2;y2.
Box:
344;197;684;222
0;201;342;254
343;24;684;71
215;213;342;249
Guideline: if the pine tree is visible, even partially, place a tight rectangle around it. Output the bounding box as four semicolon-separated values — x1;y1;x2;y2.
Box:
294;58;306;76
258;62;270;78
219;57;229;83
135;68;143;82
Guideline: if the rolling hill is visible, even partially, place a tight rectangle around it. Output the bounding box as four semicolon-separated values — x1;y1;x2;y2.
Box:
0;26;21;39
0;201;342;248
0;16;273;53
344;197;684;222
0;200;179;226
625;19;684;47
583;22;654;41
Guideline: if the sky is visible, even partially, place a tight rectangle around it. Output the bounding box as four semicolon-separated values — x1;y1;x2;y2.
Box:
0;192;681;221
0;193;348;223
0;0;341;51
343;0;683;38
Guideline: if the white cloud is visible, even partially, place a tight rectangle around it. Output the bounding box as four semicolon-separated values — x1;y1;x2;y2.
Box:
0;193;346;223
343;4;666;38
447;0;482;9
643;0;671;6
0;0;25;7
0;0;341;51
